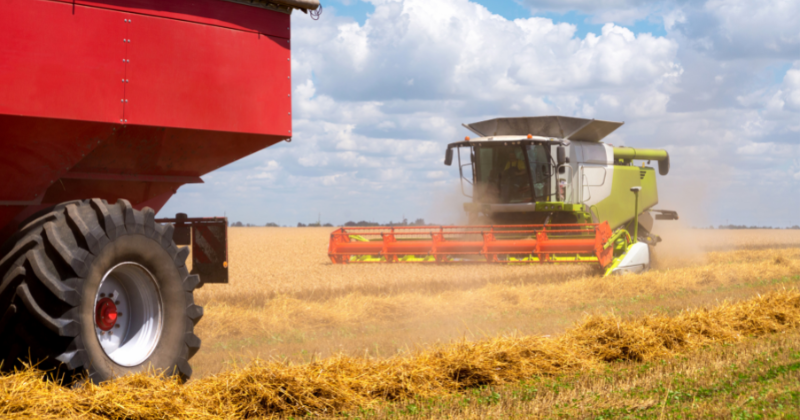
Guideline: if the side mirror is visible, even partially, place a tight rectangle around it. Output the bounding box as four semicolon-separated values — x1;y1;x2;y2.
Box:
556;146;566;166
444;148;453;166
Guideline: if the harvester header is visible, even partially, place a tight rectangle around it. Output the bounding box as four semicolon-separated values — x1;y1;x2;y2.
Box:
330;223;615;265
329;115;678;275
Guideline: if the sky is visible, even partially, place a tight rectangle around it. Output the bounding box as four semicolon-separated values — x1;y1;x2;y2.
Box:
161;0;800;228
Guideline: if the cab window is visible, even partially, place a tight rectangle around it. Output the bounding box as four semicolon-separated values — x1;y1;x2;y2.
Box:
526;144;551;201
474;145;533;203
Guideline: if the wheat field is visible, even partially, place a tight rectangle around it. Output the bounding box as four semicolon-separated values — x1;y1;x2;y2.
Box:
190;226;800;375
3;226;800;418
197;226;800;306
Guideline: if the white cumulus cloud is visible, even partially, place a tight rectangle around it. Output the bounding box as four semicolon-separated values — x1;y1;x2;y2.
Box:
161;0;800;227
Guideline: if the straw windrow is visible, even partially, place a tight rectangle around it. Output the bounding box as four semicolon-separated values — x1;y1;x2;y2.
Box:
2;288;800;419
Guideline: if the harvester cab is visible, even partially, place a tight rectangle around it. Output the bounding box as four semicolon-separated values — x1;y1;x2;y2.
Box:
449;117;671;227
329;116;678;275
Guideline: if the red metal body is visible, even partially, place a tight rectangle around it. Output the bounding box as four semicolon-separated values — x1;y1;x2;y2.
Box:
328;223;614;267
0;0;292;243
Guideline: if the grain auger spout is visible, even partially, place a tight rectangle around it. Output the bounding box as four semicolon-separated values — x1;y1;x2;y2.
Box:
328;116;679;275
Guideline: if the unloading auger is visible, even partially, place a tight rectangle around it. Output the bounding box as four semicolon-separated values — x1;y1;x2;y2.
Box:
328;116;679;275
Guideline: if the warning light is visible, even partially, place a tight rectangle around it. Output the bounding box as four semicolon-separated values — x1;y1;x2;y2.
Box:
223;261;228;268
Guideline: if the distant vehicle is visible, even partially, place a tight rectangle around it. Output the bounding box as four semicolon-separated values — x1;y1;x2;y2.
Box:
329;116;678;275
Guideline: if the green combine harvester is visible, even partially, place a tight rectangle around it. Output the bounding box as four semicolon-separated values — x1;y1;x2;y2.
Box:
329;116;678;275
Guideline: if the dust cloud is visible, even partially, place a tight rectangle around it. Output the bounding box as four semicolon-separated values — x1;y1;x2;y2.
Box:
427;183;470;225
651;220;800;269
650;221;709;269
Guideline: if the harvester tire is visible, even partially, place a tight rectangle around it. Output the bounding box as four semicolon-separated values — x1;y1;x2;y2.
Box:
0;199;202;383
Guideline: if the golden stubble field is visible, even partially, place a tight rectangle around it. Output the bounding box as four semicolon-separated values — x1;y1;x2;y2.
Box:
5;226;800;419
190;226;800;378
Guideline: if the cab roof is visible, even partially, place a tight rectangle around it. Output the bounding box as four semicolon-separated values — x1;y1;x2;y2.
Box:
463;116;623;143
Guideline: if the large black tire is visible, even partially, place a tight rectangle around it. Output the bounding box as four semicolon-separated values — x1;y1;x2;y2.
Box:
0;199;202;383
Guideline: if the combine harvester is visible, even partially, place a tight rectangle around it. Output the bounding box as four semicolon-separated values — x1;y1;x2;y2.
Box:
0;0;318;382
329;116;678;275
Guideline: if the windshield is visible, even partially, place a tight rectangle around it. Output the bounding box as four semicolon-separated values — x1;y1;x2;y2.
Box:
474;145;532;203
526;144;551;200
472;143;553;204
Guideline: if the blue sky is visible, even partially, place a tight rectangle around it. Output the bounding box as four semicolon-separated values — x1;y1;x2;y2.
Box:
327;0;666;38
162;0;800;228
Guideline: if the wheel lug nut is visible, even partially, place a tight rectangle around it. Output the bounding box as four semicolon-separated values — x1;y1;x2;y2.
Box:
115;324;120;328
100;293;105;297
115;300;120;305
117;312;123;317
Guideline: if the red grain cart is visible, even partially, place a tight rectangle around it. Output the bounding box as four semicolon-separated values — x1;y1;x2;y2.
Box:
0;0;318;383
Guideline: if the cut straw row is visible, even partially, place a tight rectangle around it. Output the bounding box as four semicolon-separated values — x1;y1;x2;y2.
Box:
3;288;800;419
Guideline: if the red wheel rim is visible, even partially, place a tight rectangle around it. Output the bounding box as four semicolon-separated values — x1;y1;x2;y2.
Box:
95;297;118;331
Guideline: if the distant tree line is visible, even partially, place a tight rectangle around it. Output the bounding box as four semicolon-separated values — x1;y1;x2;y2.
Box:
700;225;800;230
231;221;800;229
228;218;434;228
344;218;429;227
229;221;286;227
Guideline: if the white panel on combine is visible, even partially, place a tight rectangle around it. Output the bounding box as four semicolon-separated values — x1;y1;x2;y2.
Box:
612;243;651;275
582;167;607;185
602;144;615;164
576;142;614;206
581;165;613;205
580;143;608;164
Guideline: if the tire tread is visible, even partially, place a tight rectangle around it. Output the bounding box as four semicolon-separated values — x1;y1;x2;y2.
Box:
0;199;202;383
16;283;78;337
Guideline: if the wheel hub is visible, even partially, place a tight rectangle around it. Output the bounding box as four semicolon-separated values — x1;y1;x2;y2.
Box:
95;262;163;366
95;298;118;331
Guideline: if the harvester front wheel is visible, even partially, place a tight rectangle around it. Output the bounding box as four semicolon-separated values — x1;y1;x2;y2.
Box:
0;199;202;383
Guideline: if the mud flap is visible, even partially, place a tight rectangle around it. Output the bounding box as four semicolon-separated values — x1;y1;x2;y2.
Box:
156;215;229;284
